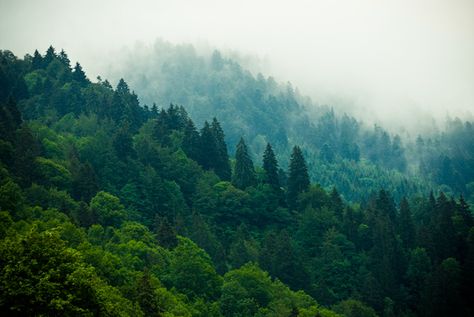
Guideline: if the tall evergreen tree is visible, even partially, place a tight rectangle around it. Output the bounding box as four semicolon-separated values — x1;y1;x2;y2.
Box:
112;121;135;160
72;62;88;84
43;46;56;66
211;118;231;181
399;197;415;249
182;119;201;162
232;137;256;189
198;121;219;171
262;143;280;190
287;145;310;210
58;49;71;68
31;49;43;69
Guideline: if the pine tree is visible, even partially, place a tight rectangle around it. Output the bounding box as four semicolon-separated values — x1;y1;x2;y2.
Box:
182;119;201;162
211;118;231;181
58;49;71;68
72;62;88;84
198;121;219;171
287;145;310;210
5;96;22;128
376;189;397;227
232;137;256;189
31;49;43;69
112;121;135;160
43;45;56;66
399;197;415;249
329;187;344;220
262;143;280;190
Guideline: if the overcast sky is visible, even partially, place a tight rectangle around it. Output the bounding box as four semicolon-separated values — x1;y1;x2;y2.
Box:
1;0;473;129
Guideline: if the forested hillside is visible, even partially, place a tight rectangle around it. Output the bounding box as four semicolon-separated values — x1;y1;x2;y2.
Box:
0;47;473;317
106;40;474;203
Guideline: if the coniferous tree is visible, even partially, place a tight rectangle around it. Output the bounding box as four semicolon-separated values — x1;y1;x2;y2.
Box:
329;187;344;221
58;49;71;68
211;118;231;181
112;121;135;160
198;121;219;171
287;145;310;210
182;118;201;162
43;46;56;66
232;137;256;189
399;197;415;249
5;96;22;128
262;143;280;190
31;49;43;69
72;62;88;84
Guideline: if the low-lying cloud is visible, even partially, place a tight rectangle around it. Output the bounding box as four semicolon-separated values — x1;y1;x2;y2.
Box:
1;0;473;132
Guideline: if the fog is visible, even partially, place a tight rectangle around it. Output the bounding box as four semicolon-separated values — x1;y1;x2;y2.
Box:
1;0;473;131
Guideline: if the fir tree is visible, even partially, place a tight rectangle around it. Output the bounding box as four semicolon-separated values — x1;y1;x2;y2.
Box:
198;121;219;171
287;145;310;210
72;62;88;84
182;119;201;162
232;137;256;189
262;143;280;190
31;49;43;69
211;118;231;181
399;197;415;249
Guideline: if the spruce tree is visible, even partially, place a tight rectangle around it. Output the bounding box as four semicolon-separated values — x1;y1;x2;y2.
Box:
232;137;256;189
43;46;56;66
262;142;280;190
198;121;219;171
287;145;310;210
31;50;43;69
211;118;231;181
182;119;201;162
72;62;88;85
399;197;415;249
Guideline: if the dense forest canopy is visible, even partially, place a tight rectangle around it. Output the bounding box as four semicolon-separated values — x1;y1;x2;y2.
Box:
0;47;473;317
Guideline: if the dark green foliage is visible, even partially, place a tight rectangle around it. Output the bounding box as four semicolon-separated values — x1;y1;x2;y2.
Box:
232;138;256;189
287;145;310;210
399;197;415;249
211;118;232;181
72;62;88;84
183;118;201;161
155;216;178;249
262;143;280;190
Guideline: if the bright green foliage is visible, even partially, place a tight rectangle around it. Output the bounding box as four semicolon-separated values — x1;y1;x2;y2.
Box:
165;237;223;300
0;228;141;316
90;191;127;227
332;299;378;317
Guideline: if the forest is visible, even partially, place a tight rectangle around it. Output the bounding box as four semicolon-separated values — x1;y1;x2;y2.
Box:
0;46;473;317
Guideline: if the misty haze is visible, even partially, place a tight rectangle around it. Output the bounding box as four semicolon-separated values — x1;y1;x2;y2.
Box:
0;1;473;316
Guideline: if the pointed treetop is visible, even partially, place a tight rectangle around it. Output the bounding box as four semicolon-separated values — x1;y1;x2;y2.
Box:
262;142;280;190
287;145;310;210
233;137;256;189
72;62;88;84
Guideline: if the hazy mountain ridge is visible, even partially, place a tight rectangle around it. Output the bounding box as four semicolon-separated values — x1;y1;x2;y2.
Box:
102;41;474;202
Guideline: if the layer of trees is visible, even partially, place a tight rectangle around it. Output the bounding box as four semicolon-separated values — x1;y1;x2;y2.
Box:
0;47;473;316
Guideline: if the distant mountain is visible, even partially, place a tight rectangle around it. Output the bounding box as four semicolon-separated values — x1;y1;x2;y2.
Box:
103;41;474;202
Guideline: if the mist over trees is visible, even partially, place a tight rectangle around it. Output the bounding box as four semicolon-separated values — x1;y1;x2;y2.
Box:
104;41;474;203
0;46;473;317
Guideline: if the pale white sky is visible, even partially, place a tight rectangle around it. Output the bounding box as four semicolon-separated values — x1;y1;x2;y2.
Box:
1;0;473;129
